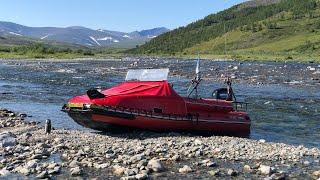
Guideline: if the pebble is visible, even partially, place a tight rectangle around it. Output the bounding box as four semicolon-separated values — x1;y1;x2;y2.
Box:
208;169;220;176
70;166;83;176
36;171;49;179
259;165;272;175
227;169;238;176
269;172;287;180
18;167;30;175
113;165;126;175
69;160;80;168
147;159;164;172
48;166;61;175
313;170;320;178
0;132;17;148
171;154;181;161
26;159;38;169
135;173;148;180
303;160;310;166
178;165;192;173
0;168;11;176
259;139;266;143
125;168;138;176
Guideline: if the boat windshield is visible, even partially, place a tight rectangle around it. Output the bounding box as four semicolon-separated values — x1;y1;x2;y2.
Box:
125;69;169;81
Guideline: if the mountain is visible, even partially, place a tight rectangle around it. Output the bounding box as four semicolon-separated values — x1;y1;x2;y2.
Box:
0;21;169;48
130;0;320;61
131;27;169;38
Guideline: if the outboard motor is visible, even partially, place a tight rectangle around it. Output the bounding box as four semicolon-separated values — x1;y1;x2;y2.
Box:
212;77;236;101
212;88;229;100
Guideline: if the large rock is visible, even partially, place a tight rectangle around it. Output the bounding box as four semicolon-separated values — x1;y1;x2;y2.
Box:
0;132;17;148
147;159;164;172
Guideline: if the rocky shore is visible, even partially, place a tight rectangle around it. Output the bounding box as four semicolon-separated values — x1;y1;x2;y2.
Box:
1;109;320;179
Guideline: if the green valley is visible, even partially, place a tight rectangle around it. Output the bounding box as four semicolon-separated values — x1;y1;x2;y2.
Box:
129;0;320;61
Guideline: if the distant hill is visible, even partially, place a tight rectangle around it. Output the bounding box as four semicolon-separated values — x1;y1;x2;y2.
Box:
130;0;320;61
0;21;169;48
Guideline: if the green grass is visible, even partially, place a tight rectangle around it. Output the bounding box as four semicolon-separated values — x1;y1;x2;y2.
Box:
0;44;127;60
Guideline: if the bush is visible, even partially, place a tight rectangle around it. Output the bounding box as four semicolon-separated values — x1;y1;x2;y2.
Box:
83;50;94;56
0;47;11;53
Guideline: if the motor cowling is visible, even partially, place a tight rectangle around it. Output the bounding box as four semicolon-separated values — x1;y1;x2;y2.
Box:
212;88;229;100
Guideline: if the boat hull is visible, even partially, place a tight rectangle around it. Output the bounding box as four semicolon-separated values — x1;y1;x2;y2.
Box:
66;108;250;137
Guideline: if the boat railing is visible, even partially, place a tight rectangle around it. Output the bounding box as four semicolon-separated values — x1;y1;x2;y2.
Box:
95;105;200;122
232;101;249;111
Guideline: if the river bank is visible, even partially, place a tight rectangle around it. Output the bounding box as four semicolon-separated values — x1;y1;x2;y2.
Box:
2;51;320;63
1;109;320;179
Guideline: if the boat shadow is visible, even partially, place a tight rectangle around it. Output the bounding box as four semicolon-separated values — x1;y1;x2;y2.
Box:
92;127;250;140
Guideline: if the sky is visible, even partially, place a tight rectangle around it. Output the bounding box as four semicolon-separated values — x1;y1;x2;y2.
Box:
0;0;247;32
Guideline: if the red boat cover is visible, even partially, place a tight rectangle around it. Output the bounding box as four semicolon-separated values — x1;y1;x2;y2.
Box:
101;81;180;97
69;81;188;114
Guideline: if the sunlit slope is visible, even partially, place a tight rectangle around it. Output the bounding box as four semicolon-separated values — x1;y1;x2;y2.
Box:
130;0;320;60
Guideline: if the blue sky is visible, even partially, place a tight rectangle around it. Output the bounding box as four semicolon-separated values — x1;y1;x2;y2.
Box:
0;0;247;32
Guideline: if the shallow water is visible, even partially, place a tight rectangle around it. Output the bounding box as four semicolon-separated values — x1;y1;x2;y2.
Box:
0;58;319;147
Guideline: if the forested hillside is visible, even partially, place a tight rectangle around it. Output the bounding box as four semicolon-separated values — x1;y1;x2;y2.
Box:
129;0;320;61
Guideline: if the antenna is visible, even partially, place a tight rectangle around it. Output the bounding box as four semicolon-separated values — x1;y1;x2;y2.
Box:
188;54;202;98
196;53;200;80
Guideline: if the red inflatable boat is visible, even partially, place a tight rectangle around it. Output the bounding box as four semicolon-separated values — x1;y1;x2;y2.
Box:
62;67;250;136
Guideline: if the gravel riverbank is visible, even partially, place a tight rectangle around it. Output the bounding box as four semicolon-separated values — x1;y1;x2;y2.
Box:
1;109;320;179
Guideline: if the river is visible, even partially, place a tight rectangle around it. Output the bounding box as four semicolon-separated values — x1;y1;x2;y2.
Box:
0;58;319;147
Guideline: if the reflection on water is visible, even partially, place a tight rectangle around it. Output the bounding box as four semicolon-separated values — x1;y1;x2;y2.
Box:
0;59;319;147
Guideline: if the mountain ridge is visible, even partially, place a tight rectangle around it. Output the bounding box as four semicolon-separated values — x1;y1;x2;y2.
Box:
0;21;169;48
